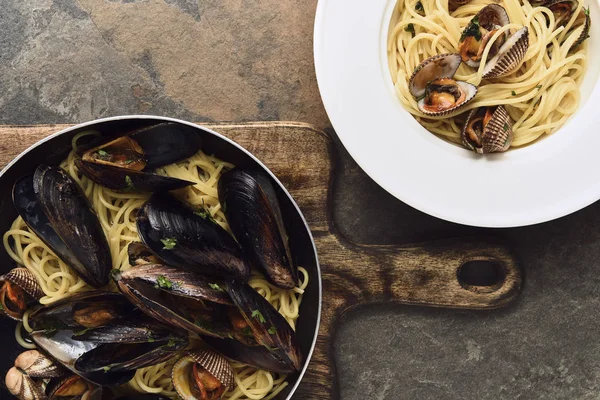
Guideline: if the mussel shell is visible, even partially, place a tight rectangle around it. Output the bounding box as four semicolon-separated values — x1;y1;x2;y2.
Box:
409;53;462;99
172;349;235;400
461;105;513;153
5;367;47;400
136;193;250;280
115;268;233;338
75;159;194;192
14;350;65;379
219;169;297;289
13;175;104;289
417;80;478;117
128;242;161;266
226;280;302;371
482;27;529;79
116;264;233;306
129;122;202;170
201;336;296;374
31;166;112;288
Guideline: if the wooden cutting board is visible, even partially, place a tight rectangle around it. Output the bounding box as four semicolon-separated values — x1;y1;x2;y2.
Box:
0;122;521;399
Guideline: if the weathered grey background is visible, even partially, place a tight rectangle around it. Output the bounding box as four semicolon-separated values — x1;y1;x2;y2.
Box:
2;1;600;399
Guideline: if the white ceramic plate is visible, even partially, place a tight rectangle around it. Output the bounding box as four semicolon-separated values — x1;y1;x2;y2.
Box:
314;0;600;227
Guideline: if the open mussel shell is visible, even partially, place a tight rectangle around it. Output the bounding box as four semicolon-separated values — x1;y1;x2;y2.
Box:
15;166;112;288
27;291;186;386
462;105;513;153
459;5;510;68
226;280;302;372
0;268;43;320
76;122;201;192
417;79;478;117
114;264;233;338
201;336;296;374
482;27;529;79
13;171;111;288
45;375;101;400
136;193;250;280
172;349;234;400
128;242;162;266
219;169;298;289
409;53;461;99
75;159;194;193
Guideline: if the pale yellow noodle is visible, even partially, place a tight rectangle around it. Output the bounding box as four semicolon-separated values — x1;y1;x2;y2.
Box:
387;0;588;147
7;148;309;400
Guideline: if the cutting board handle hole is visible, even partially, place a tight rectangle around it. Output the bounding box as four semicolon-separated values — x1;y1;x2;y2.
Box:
457;259;506;293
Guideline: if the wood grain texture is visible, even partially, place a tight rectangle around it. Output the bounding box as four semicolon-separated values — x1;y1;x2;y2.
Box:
0;122;522;399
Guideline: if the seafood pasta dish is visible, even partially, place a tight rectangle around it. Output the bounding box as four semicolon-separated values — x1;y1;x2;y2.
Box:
2;122;308;400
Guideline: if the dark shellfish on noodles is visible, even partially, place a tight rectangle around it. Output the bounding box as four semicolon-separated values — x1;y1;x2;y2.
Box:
45;375;102;400
13;167;112;288
172;349;234;400
136;193;251;281
28;291;187;386
547;0;579;27
0;268;43;320
458;5;510;68
113;263;234;338
481;26;529;79
218;169;298;289
461;106;514;153
74;122;200;192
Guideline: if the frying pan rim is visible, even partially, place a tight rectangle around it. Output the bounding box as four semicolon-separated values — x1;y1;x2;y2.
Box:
0;115;322;400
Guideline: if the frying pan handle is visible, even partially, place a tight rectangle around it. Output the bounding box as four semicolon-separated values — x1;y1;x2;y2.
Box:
295;235;521;399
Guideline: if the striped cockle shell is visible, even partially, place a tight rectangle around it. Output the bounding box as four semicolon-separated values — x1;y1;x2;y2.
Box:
1;268;44;301
5;367;46;400
461;105;513;153
482;27;529;79
409;53;462;99
572;7;591;49
417;80;478;117
460;5;511;68
172;348;235;400
15;350;65;379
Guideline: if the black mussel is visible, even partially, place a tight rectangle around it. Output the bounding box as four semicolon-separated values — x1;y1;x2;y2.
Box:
136;193;250;280
113;264;233;337
218;169;297;289
45;375;102;400
13;171;111;288
28;291;187;386
75;123;201;192
0;268;43;320
226;281;302;372
201;336;296;374
75;160;193;193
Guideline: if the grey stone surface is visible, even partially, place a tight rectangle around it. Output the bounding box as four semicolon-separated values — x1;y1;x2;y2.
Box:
1;1;599;399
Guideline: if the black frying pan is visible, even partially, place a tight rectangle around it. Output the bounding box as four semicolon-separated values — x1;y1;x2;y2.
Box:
0;116;322;400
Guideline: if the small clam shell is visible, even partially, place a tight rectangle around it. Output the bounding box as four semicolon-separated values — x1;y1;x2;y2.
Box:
5;367;46;400
572;7;591;49
15;350;65;379
417;80;478;117
482;27;529;79
1;268;44;301
460;5;510;68
546;0;579;27
461;106;513;153
172;349;235;400
409;53;461;98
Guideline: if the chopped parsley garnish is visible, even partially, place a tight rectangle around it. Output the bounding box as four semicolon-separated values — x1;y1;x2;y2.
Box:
147;337;155;343
460;15;481;41
0;303;4;311
503;123;509;132
125;175;134;190
209;283;224;291
251;309;266;323
167;338;178;347
415;1;424;13
155;275;173;290
194;206;217;223
536;85;542;89
73;328;90;337
161;238;177;250
511;91;517;96
97;149;110;157
241;326;254;337
103;366;111;373
268;326;277;335
584;6;590;16
405;23;416;38
124;159;134;165
228;333;234;340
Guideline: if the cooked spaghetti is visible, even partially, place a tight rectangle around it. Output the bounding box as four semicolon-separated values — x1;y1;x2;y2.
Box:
6;145;309;400
388;0;589;147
